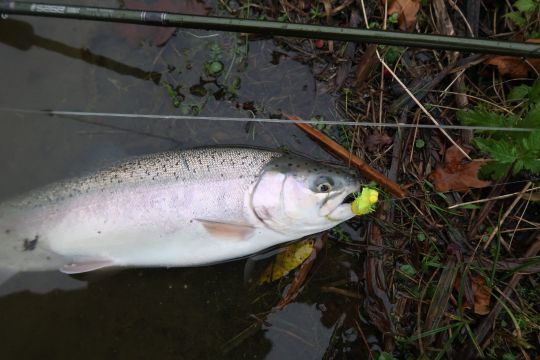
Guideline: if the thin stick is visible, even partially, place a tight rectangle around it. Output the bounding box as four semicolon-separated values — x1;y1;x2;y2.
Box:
483;182;533;249
286;114;407;198
375;50;471;160
448;186;540;209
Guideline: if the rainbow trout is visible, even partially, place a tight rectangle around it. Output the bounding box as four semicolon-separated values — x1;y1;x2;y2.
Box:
0;147;360;284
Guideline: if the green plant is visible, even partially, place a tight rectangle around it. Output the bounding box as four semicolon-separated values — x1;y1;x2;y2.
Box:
309;4;325;19
506;0;539;29
458;80;540;179
387;12;399;26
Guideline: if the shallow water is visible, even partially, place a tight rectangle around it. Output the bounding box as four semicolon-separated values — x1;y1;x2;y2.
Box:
0;2;374;358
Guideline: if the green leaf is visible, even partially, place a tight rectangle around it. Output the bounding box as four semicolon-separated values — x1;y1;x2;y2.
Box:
523;158;540;173
514;0;538;13
385;46;401;64
400;264;417;276
387;12;399;25
457;108;507;128
527;31;540;39
529;79;540;104
523;130;540;151
415;139;425;148
377;352;396;360
479;162;511;180
513;159;524;174
506;11;526;27
474;138;518;163
508;84;530;101
502;353;516;360
520;104;540;128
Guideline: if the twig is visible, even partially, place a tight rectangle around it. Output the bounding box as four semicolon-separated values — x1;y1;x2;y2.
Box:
483;182;533;249
375;50;471;160
320;286;363;299
364;219;396;352
286;114;407;198
448;185;540;209
460;236;540;358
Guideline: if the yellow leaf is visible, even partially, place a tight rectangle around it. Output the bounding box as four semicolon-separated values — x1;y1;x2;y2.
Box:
258;239;315;285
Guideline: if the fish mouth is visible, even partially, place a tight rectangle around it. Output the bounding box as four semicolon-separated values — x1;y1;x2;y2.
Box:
321;184;360;221
341;193;357;205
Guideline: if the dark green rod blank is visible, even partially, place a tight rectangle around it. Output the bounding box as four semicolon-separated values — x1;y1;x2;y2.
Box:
1;1;540;58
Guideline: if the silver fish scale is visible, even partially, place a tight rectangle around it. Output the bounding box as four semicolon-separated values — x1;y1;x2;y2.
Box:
7;147;281;210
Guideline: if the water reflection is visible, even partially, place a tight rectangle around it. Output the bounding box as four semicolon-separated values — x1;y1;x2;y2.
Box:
0;19;161;83
0;271;86;296
264;303;335;359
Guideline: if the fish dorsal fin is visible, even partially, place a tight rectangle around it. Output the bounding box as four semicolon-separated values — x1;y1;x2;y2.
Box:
60;259;116;274
195;219;255;241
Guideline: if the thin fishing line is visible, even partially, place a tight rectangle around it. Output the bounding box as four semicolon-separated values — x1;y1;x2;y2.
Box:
1;107;537;203
0;107;537;133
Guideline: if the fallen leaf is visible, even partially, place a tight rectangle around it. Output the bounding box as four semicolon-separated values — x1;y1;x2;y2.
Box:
486;56;540;78
355;44;378;86
275;235;326;309
118;0;211;47
485;39;540;78
366;133;393;152
471;275;491;315
387;0;421;31
428;145;492;192
455;275;491;315
258;239;315;285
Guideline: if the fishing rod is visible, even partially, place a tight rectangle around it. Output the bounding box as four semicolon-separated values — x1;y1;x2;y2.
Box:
1;108;538;133
1;1;540;57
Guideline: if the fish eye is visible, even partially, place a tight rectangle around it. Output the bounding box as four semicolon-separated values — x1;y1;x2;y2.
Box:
317;183;332;192
315;176;334;192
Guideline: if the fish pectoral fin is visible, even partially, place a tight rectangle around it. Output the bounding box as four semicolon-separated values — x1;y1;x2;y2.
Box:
60;258;116;274
195;219;255;241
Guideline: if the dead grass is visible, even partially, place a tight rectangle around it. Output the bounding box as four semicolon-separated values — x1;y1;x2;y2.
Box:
223;0;540;358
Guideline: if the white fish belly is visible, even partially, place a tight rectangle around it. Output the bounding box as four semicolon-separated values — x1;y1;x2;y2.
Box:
26;179;286;267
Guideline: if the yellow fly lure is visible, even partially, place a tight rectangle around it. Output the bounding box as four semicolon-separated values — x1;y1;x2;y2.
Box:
351;187;379;215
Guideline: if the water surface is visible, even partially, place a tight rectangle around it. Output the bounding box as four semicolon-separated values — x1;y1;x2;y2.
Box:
0;3;373;358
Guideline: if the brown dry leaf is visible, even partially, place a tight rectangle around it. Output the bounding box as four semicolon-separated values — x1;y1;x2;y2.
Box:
428;145;491;192
366;133;393;152
119;0;211;47
485;56;540;78
471;275;491;315
485;39;540;78
454;275;491;315
387;0;421;31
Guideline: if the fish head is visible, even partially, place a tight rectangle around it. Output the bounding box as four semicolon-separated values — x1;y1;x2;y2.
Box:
251;155;361;237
